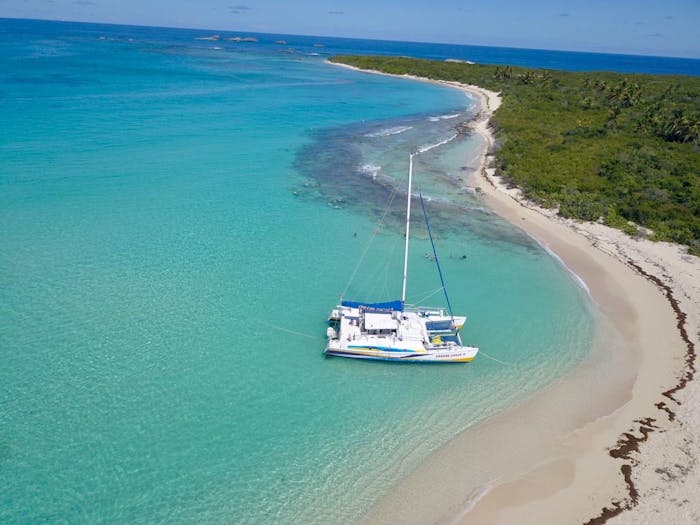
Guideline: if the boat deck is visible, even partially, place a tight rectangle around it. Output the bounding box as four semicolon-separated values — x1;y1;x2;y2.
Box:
327;305;477;360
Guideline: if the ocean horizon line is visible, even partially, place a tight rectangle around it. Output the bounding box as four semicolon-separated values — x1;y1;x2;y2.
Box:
3;16;700;68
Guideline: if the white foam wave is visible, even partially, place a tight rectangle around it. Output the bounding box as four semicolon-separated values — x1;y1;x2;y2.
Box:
445;58;475;65
539;242;592;296
428;113;461;122
359;164;381;179
465;205;490;213
365;125;413;138
417;133;458;154
448;484;493;524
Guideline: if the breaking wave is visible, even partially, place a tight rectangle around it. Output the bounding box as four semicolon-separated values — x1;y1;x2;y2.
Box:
428;113;461;122
365;125;413;138
359;164;382;179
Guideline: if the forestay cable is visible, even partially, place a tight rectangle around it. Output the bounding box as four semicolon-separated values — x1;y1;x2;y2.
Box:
341;187;398;298
419;192;457;329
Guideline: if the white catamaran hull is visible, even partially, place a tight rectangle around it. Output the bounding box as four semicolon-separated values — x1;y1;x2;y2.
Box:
325;344;478;362
325;304;479;363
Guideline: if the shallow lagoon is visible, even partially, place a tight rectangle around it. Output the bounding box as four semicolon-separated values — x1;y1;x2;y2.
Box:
1;20;594;524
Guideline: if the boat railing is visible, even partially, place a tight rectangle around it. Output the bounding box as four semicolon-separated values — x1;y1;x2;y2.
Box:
404;305;446;315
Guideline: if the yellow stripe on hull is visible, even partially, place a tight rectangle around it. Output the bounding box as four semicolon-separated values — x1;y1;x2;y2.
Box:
326;346;476;362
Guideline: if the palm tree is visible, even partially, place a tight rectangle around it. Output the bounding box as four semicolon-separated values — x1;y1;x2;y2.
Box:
607;105;622;128
520;71;536;85
687;121;700;145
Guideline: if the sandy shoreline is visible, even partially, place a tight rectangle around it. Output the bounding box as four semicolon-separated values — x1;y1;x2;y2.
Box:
329;61;699;524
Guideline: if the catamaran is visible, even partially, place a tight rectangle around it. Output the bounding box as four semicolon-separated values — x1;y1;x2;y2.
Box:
325;153;479;363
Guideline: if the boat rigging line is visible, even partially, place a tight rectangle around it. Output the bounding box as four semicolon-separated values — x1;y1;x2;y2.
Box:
419;191;458;332
478;351;511;366
412;285;446;305
341;186;399;299
268;323;320;340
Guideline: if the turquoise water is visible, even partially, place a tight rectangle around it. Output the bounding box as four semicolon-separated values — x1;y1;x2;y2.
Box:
2;21;594;524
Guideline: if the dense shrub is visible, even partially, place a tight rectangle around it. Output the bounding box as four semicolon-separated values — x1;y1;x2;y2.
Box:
331;56;700;255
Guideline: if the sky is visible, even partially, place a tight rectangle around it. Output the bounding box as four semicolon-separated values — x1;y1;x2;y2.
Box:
2;0;699;58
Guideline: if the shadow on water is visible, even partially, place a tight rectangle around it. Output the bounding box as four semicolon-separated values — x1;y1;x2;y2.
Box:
293;114;539;252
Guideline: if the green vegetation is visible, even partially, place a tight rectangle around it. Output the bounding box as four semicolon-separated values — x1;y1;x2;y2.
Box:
330;55;700;255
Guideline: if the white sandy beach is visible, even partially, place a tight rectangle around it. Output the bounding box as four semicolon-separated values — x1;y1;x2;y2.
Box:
330;61;699;524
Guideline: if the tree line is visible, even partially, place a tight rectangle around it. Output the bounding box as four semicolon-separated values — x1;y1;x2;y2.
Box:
330;55;700;255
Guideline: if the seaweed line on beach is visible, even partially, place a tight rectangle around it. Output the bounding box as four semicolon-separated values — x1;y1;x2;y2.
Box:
583;260;697;525
472;81;697;525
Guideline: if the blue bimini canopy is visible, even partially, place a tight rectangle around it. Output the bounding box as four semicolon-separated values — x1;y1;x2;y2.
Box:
341;300;404;312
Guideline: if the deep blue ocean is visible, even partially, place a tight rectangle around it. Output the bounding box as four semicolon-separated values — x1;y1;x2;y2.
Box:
0;18;695;525
4;17;699;75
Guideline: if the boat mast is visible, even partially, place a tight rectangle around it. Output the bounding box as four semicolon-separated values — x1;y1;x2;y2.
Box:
401;153;414;303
